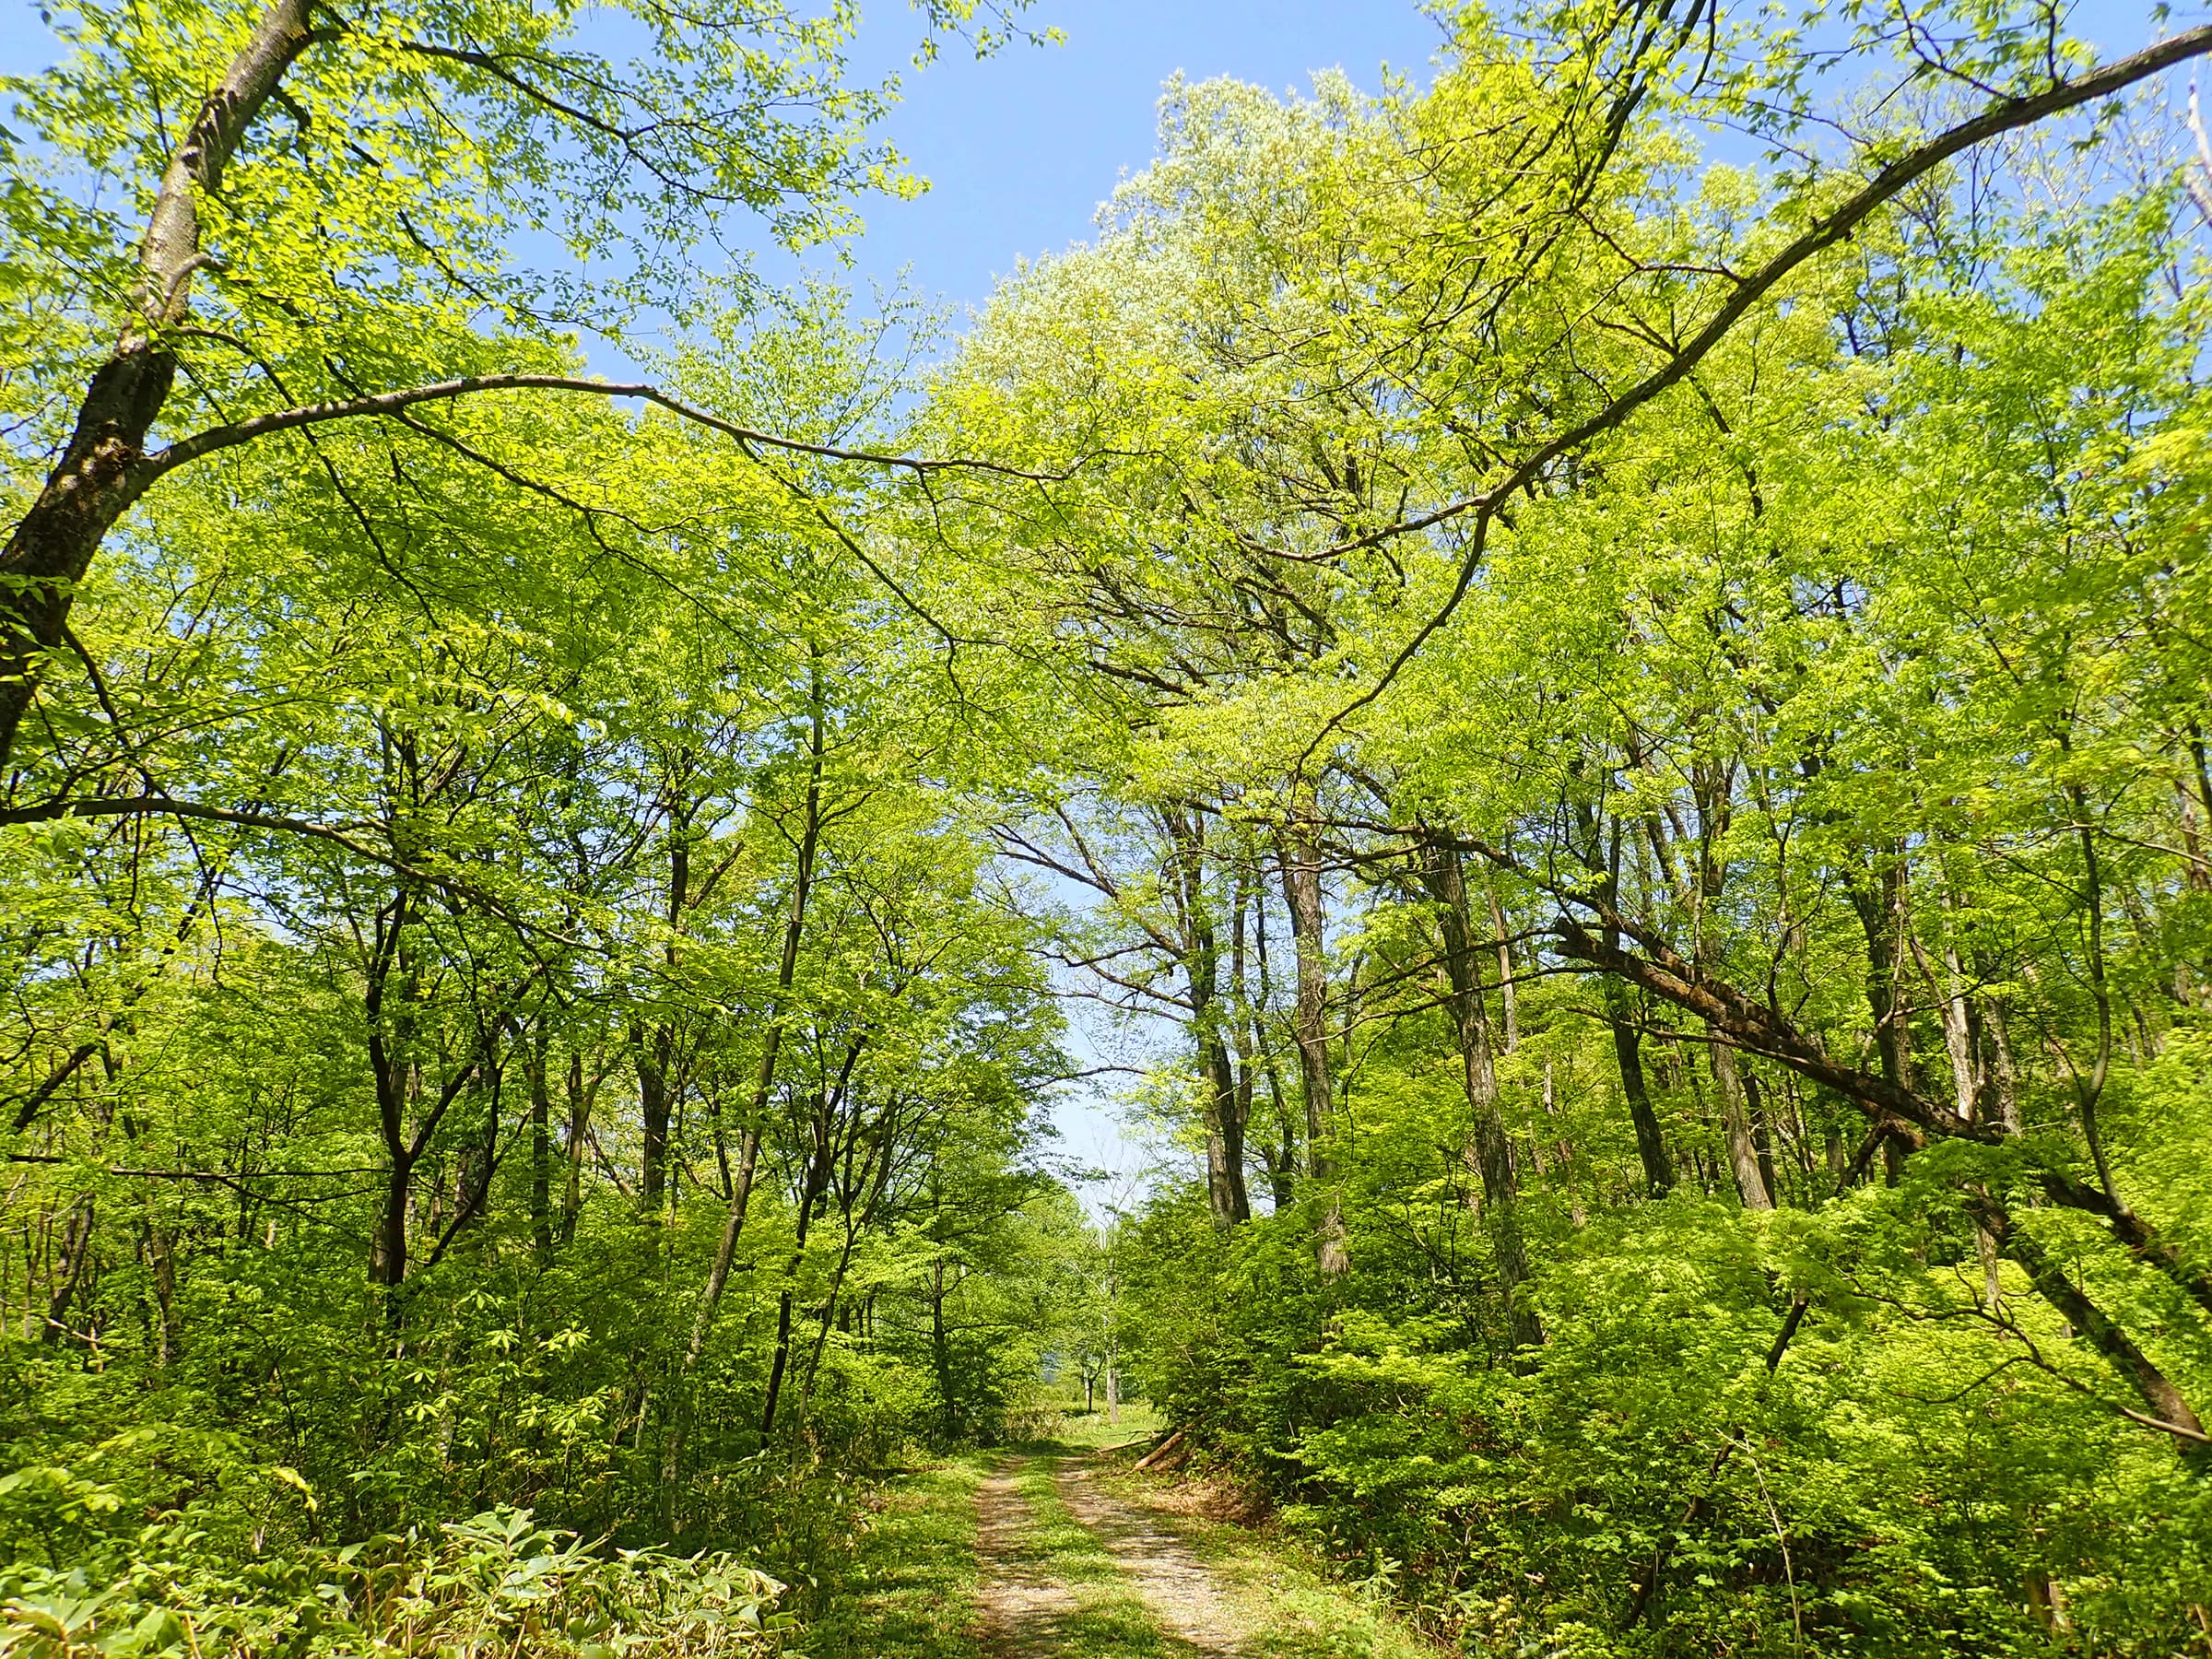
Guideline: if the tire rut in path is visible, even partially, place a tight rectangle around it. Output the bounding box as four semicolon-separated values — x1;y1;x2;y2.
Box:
972;1458;1081;1656
969;1453;1245;1657
1052;1458;1245;1656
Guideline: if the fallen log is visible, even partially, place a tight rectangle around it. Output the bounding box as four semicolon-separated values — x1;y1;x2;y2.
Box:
1133;1428;1186;1471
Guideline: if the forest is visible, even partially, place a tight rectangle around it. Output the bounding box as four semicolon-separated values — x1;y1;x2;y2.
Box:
4;0;2212;1653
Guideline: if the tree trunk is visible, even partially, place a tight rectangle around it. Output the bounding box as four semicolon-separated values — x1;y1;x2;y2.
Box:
797;1228;865;1422
634;795;695;1218
1485;878;1519;1054
760;1098;837;1439
1847;850;1916;1182
1277;789;1334;1181
1102;1300;1120;1427
366;891;418;1289
0;0;323;765
1199;1029;1249;1222
560;1050;594;1246
1553;913;2212;1321
1998;1219;2207;1448
662;658;827;1487
1228;878;1264;1208
1591;813;1673;1196
1248;888;1297;1210
371;1158;414;1289
1744;1068;1781;1207
1709;1046;1772;1209
40;1198;95;1344
1419;835;1541;1348
1688;760;1771;1210
930;1257;959;1441
1606;986;1673;1198
524;1030;555;1265
142;1215;179;1365
632;1018;676;1216
1164;804;1250;1225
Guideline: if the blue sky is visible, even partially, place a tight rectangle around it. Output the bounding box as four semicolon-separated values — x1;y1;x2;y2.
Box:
779;0;2177;317
778;0;2183;1202
793;0;1449;312
0;0;2181;306
0;0;1454;1212
0;0;2179;325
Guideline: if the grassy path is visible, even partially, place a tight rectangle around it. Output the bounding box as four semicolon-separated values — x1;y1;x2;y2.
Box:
804;1442;1433;1659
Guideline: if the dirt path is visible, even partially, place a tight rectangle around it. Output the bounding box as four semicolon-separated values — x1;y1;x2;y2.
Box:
819;1446;1430;1659
1050;1460;1244;1653
971;1457;1083;1654
970;1450;1245;1656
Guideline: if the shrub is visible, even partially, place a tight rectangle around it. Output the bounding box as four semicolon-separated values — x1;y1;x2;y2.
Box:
0;1507;785;1658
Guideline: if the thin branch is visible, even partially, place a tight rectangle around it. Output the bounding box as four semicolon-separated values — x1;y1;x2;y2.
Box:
143;374;1076;483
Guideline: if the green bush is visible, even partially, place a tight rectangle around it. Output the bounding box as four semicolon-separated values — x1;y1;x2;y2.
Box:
0;1507;784;1658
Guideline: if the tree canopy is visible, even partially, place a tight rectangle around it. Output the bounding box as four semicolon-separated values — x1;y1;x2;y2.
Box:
6;1;2212;1653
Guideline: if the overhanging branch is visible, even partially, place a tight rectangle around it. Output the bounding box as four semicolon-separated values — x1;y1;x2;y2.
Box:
142;374;1075;484
1312;25;2212;752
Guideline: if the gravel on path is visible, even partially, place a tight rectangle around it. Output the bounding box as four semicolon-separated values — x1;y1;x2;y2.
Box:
1052;1459;1244;1656
971;1458;1082;1656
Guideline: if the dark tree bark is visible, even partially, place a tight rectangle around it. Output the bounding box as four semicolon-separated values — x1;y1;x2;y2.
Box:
632;791;698;1218
1549;906;2212;1324
365;888;420;1290
661;655;829;1493
1608;996;1674;1198
360;869;514;1291
759;1091;839;1438
1845;849;1916;1184
1978;1208;2208;1450
1163;803;1250;1226
516;1024;556;1266
560;1049;597;1246
1689;759;1772;1211
1593;816;1672;1196
1744;1069;1781;1208
41;1197;96;1344
632;1018;676;1215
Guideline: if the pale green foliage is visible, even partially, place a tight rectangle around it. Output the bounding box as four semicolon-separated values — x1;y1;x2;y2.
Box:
917;11;2212;1655
0;1508;783;1656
